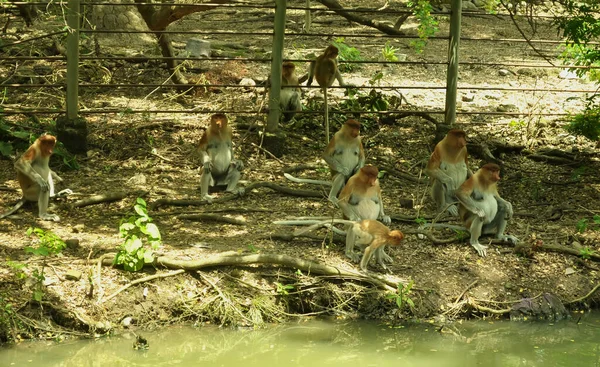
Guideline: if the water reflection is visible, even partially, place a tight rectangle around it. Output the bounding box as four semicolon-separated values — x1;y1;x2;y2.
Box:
1;314;600;367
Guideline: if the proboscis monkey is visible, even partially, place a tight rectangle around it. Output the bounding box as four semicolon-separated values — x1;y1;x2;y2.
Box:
0;134;70;221
280;61;303;122
284;119;365;204
294;219;404;271
307;45;345;143
455;163;517;257
198;114;244;203
425;129;471;216
338;165;392;264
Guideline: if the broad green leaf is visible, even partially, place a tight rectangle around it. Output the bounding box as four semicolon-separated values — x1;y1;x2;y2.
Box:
144;223;161;240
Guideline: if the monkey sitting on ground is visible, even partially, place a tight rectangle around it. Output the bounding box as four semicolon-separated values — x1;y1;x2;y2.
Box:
0;134;71;221
455;163;517;256
198;114;244;203
425;129;471;217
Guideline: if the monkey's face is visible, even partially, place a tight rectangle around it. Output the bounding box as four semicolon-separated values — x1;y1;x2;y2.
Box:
39;135;56;157
325;46;339;58
389;231;404;245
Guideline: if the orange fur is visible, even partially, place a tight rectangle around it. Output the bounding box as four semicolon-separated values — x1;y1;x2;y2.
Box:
323;119;364;168
198;113;232;151
339;165;379;202
426;129;468;170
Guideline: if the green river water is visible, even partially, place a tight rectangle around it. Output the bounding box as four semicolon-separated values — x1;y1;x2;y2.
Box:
1;313;599;367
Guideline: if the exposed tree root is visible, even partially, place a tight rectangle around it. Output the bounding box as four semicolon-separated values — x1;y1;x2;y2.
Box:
71;191;148;208
102;269;185;304
316;0;406;35
177;213;247;225
152;181;324;208
91;253;404;292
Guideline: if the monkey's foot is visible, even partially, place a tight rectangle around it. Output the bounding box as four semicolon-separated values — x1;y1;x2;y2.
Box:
40;213;60;222
381;252;394;264
447;204;459;217
346;252;361;263
471;242;488;257
201;194;214;204
500;235;518;244
226;187;245;197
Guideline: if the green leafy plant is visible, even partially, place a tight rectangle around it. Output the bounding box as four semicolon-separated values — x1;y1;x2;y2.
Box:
6;261;27;280
408;0;439;52
275;282;294;296
114;198;162;272
331;38;362;72
579;247;596;260
576;215;600;233
381;42;399;62
387;280;415;311
565;96;600;141
415;217;427;226
25;227;67;301
508;119;526;130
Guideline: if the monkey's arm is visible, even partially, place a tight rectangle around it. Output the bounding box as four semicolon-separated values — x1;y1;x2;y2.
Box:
334;65;345;86
377;192;391;225
15;157;49;191
307;61;315;86
495;194;513;219
455;187;485;218
50;170;63;183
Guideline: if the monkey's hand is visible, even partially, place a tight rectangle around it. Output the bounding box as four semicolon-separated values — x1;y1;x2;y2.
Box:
447;204;459;217
52;189;73;198
202;161;213;174
500;234;518;244
472;207;486;218
231;160;244;171
35;176;50;192
51;171;63;183
202;194;214;204
505;201;514;219
471;242;488;257
380;215;391;225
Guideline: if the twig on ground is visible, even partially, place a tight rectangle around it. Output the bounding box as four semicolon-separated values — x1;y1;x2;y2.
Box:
101;269;185;304
177;213;247;225
152;181;324;208
454;280;478;304
71;191;148;208
250;142;285;164
566;283;600;305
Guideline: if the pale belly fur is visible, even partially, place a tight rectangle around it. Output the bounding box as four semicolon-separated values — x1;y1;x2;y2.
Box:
351;199;379;220
440;161;468;190
338;149;359;173
212;149;231;175
477;191;498;224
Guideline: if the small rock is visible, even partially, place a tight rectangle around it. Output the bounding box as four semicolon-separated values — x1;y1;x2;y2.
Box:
462;93;475;102
239;78;256;87
185;38;211;58
72;224;85;233
399;198;414;209
498;69;511;76
559;69;579;79
565;267;576;275
462;1;478;10
127;173;146;186
65;269;82;281
496;104;518;112
65;238;80;249
121;316;135;328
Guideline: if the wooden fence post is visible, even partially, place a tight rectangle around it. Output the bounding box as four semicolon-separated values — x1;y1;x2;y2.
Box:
443;0;462;128
57;0;88;154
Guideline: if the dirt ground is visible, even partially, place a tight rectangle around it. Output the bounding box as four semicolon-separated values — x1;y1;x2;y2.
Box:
1;1;600;341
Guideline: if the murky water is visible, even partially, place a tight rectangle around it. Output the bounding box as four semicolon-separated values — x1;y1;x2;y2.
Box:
1;313;600;367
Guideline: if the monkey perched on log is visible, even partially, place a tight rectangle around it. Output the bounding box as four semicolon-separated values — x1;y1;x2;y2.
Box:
198;114;244;203
307;45;345;143
0;134;71;221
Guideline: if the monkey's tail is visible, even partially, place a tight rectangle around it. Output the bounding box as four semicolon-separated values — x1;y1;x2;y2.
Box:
421;223;468;231
0;199;25;219
283;173;332;186
323;87;329;143
291;219;356;236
